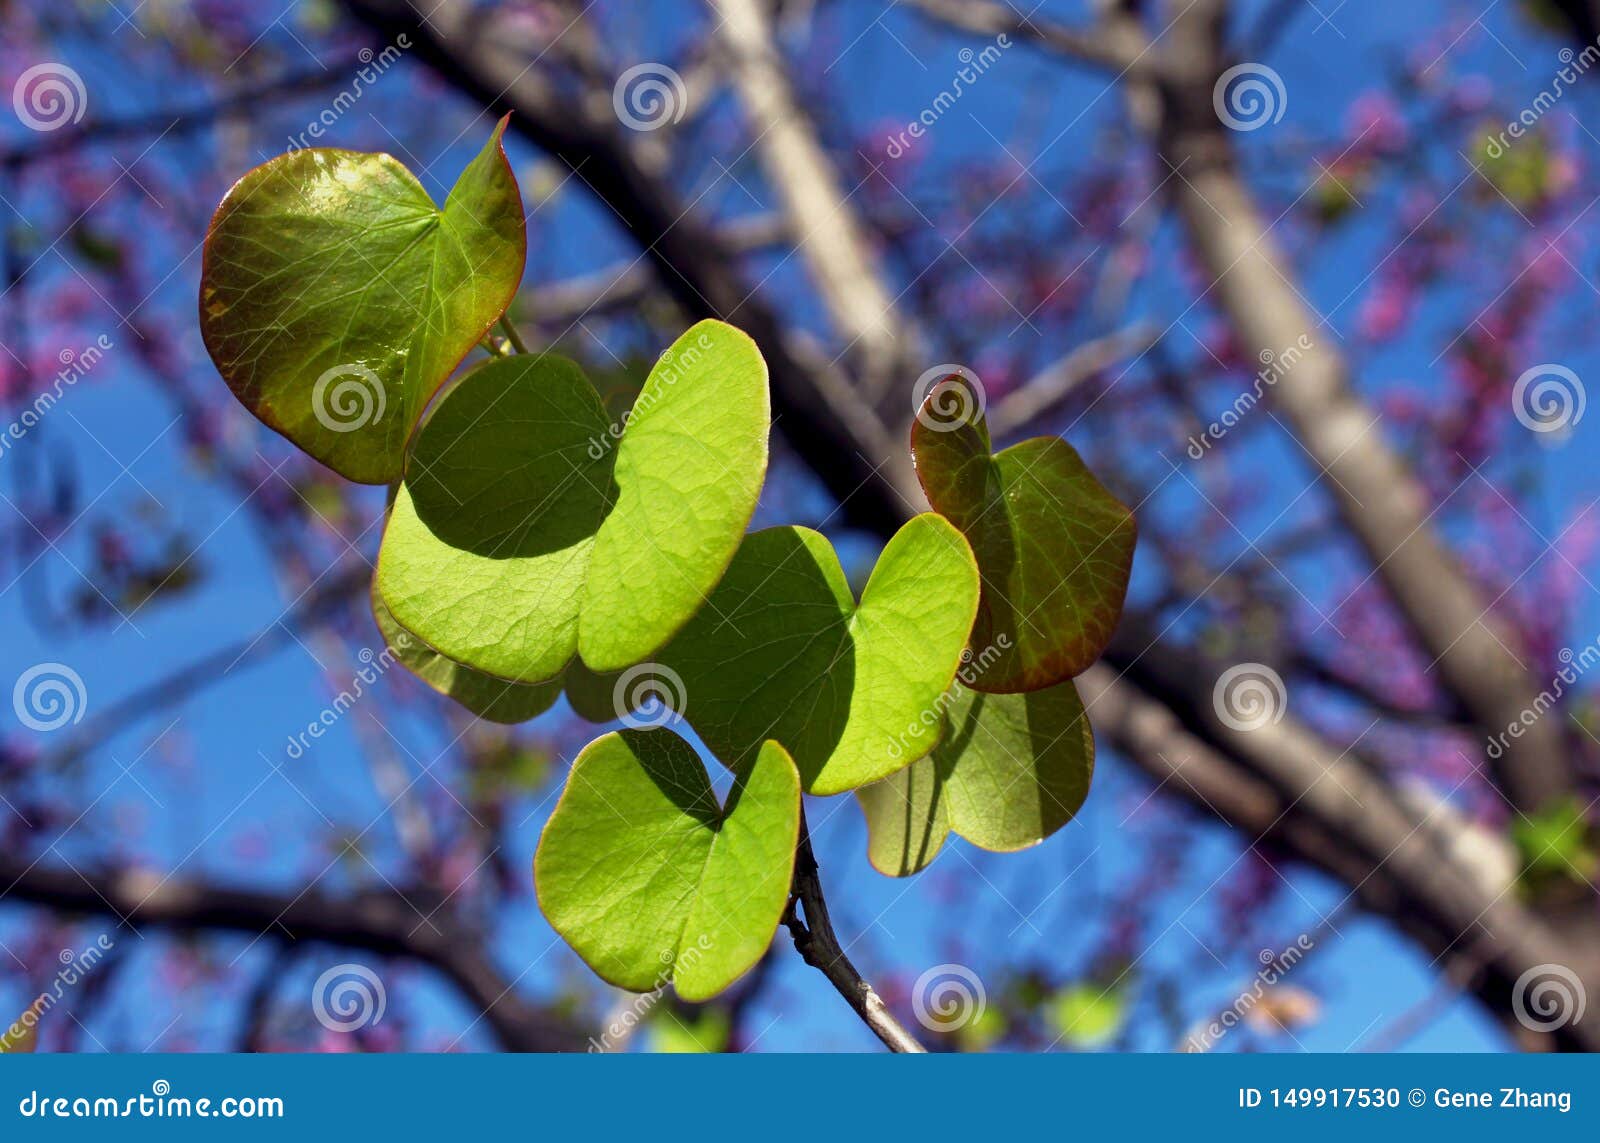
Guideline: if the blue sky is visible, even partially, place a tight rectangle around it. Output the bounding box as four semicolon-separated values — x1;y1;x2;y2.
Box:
4;0;1595;1051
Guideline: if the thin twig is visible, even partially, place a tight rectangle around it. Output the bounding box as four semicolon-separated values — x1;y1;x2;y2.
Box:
498;314;531;354
781;809;927;1053
988;322;1159;436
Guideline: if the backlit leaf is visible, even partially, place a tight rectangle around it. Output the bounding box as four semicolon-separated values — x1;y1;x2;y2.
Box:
376;321;768;682
912;373;1136;691
200;118;525;482
371;580;561;724
857;678;1093;875
658;516;980;794
378;353;611;683
534;730;799;1001
580;321;769;670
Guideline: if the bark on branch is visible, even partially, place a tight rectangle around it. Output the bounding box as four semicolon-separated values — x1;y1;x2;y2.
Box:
782;811;927;1053
342;0;922;531
0;858;587;1052
712;0;916;395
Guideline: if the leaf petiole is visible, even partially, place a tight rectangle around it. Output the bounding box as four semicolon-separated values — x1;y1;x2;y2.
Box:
498;314;531;354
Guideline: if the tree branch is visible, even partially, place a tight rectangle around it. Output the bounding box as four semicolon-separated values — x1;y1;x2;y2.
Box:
711;0;917;394
516;212;789;327
42;561;371;770
1151;0;1573;817
341;0;923;531
915;0;1576;827
903;0;1149;74
324;0;1597;1051
1080;649;1600;1051
781;809;927;1053
988;322;1160;436
0;63;358;167
0;858;587;1052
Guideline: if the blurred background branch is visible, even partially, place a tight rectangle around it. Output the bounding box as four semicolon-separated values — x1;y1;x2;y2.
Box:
1;0;1597;1053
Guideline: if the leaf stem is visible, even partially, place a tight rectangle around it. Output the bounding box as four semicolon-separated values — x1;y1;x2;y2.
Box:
782;807;928;1053
498;314;531;355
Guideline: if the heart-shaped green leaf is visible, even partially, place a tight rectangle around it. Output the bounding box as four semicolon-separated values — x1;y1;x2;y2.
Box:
534;730;799;1001
199;118;526;483
856;678;1094;876
656;516;980;795
375;321;768;683
378;353;612;683
580;320;769;670
371;582;561;725
912;373;1136;692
